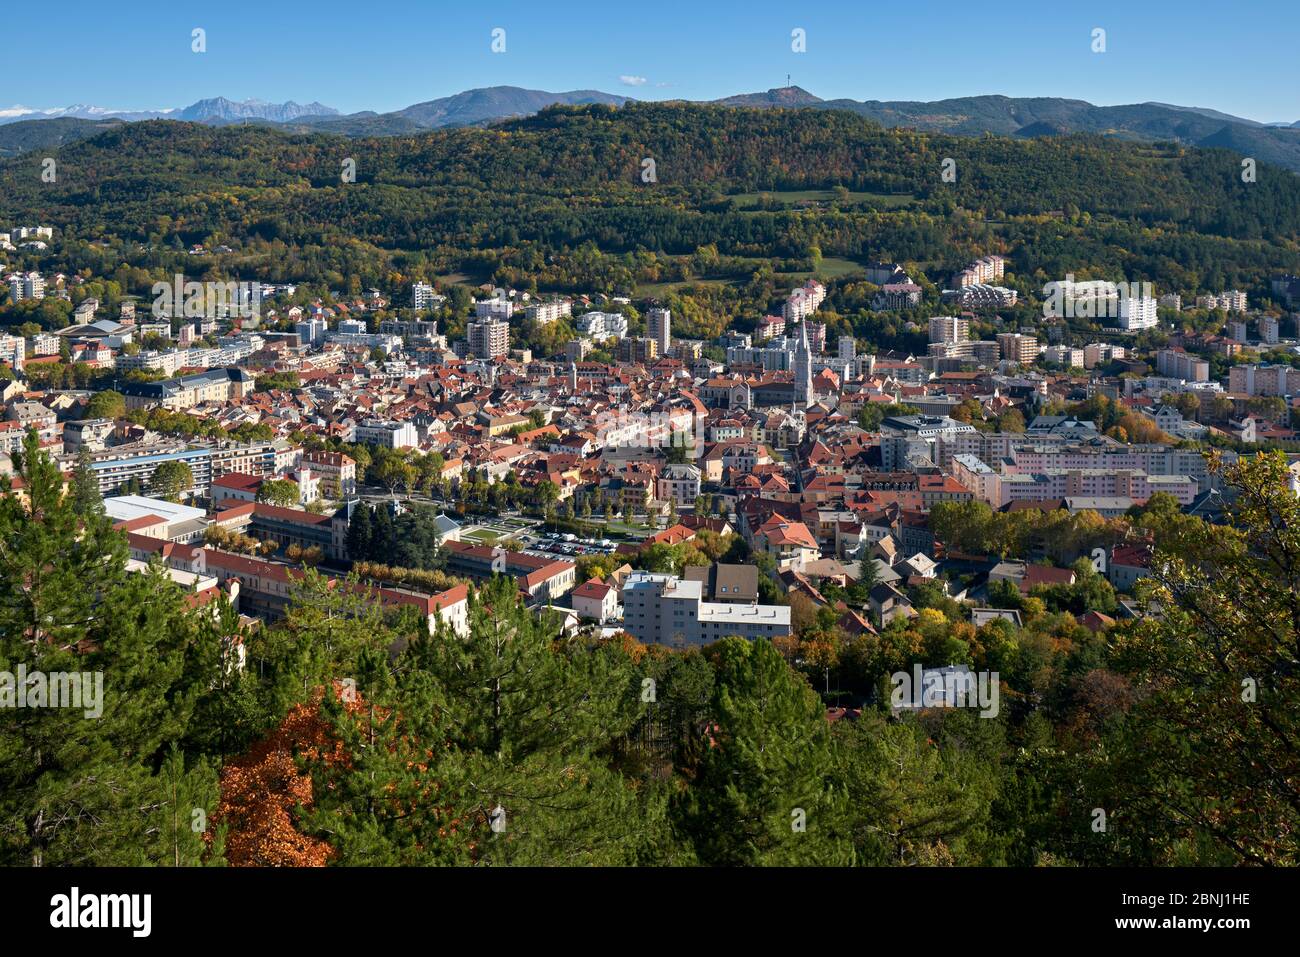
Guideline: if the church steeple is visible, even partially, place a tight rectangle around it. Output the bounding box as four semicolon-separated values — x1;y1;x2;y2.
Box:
794;320;813;408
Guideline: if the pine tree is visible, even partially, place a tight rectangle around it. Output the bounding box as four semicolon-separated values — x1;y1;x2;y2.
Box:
345;503;372;563
0;434;214;865
406;576;653;864
675;637;854;865
70;447;104;517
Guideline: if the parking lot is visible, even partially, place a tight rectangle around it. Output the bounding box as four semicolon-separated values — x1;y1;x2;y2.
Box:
520;532;621;560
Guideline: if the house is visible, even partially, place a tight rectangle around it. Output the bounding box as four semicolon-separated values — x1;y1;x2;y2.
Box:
572;578;620;623
1020;564;1077;594
868;582;915;627
970;607;1023;628
1109;542;1154;591
900;552;937;579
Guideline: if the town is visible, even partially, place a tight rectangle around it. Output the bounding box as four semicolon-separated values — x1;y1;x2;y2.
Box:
5;233;1298;659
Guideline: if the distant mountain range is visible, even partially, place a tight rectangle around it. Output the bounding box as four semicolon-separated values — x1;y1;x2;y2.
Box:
3;86;1298;170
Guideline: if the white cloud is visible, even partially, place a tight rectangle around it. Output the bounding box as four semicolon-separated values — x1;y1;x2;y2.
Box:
619;75;648;87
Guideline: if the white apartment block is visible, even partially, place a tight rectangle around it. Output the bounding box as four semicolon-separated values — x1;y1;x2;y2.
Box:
621;571;791;647
8;271;46;301
646;307;671;355
782;280;826;323
929;316;970;343
354;419;419;449
467;318;509;359
411;282;445;311
474;296;514;321
575;311;628;341
0;334;24;372
524;299;572;324
1118;296;1159;331
1196;291;1248;313
952;255;1005;288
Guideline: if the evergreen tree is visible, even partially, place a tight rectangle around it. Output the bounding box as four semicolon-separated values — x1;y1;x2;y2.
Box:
345;503;372;563
70;447;104;516
674;637;853;865
0;433;215;864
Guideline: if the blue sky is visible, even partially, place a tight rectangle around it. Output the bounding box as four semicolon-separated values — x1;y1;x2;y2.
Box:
8;0;1298;122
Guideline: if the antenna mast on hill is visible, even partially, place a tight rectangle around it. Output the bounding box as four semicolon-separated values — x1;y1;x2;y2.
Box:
787;74;791;89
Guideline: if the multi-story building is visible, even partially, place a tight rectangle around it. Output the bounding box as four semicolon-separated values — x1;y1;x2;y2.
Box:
997;333;1039;364
524;298;572;324
782;280;826;323
0;333;24;373
656;463;702;506
411;282;445;312
952;255;1005;288
1082;342;1126;369
1228;364;1300;397
621;571;791;647
8;272;45;302
474;295;514;321
120;367;255;411
646;307;671;356
75;440;277;497
575;311;629;341
354;419;419;449
467;318;509;360
1156;349;1210;382
929;316;970;344
303;449;357;499
1118;296;1159;330
441;540;576;603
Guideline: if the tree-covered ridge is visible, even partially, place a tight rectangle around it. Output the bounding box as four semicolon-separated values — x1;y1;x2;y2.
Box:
1;103;1297;269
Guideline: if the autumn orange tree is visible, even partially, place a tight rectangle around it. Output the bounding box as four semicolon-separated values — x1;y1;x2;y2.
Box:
215;685;358;867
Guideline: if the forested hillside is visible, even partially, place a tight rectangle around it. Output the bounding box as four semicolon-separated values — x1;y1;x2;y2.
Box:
2;103;1297;298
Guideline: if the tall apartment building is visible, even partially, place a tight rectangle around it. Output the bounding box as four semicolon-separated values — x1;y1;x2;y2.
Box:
1043;345;1084;368
8;272;46;302
617;337;658;364
1259;317;1280;345
576;311;628;341
411;282;445;311
1196;291;1248;313
952;255;1005;288
467;318;509;360
929;316;970;344
646;307;671;355
303;450;358;499
1158;293;1182;311
1156;349;1210;382
1118;296;1159;331
997;333;1039;364
782;280;826;323
0;334;24;373
1082;342;1126;369
621;571;791;647
1228;364;1300;397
